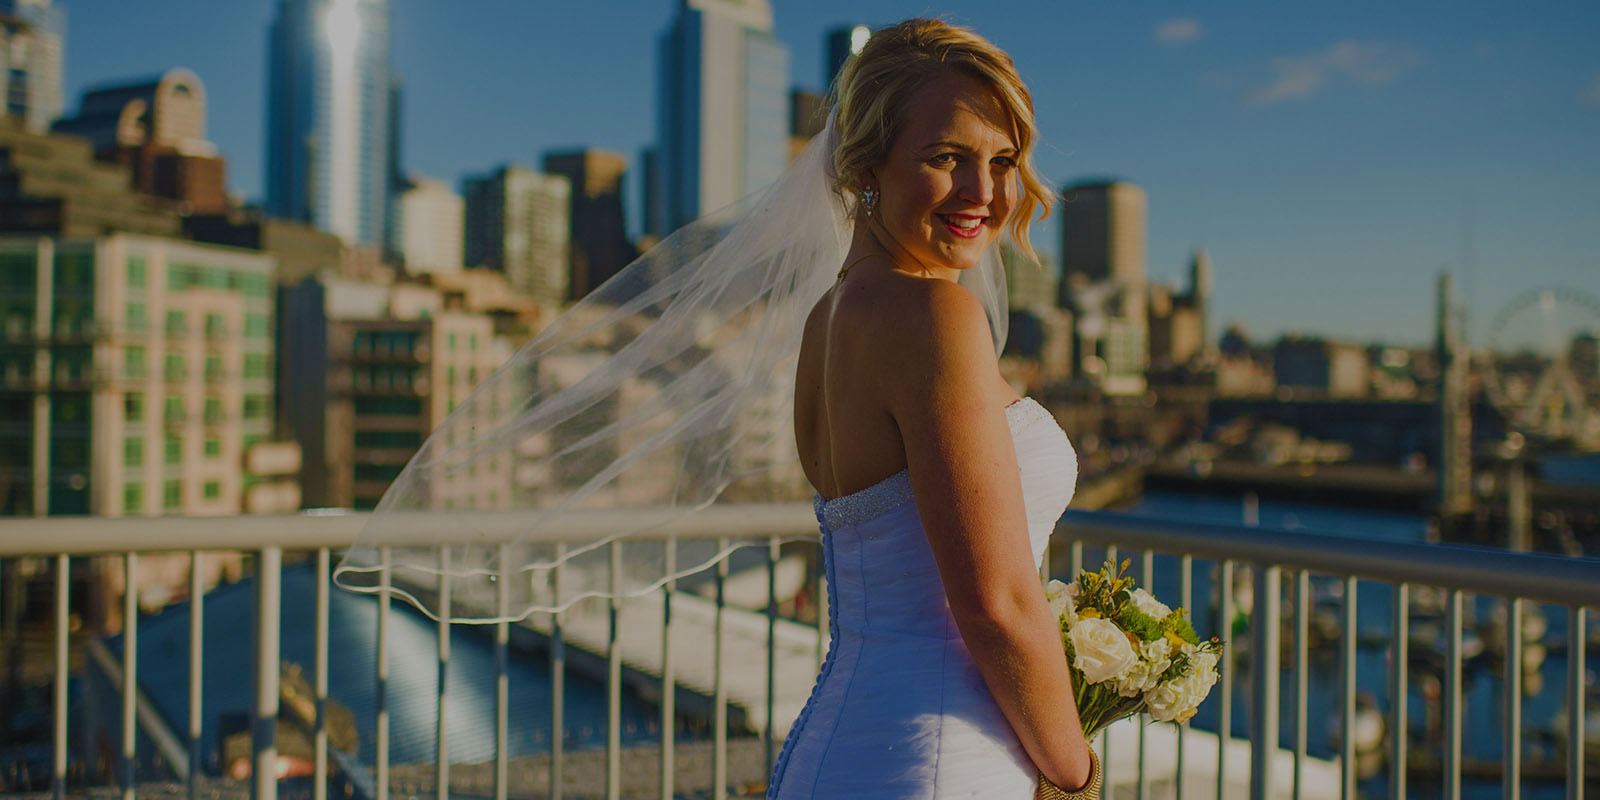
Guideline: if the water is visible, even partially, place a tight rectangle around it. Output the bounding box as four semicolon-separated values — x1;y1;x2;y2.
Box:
1094;490;1591;800
1537;453;1600;486
103;562;669;773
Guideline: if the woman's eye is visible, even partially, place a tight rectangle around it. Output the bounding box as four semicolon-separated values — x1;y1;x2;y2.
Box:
930;153;959;166
992;156;1017;169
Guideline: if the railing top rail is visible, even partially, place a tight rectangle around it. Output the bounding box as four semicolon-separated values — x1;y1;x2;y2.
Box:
2;505;1595;607
1059;509;1600;609
0;504;822;556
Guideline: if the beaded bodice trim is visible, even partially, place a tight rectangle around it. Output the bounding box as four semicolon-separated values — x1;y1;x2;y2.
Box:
811;397;1055;530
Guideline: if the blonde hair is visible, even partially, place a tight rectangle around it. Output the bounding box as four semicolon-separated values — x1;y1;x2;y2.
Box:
831;18;1053;262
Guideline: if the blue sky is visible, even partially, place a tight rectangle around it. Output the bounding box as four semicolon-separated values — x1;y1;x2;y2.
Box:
61;1;1600;346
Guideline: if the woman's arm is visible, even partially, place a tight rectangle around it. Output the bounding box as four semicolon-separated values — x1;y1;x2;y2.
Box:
878;279;1094;792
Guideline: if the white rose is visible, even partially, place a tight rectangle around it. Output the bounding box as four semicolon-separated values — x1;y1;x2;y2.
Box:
1148;650;1221;721
1112;638;1175;697
1068;618;1138;684
1129;588;1172;620
1045;580;1078;627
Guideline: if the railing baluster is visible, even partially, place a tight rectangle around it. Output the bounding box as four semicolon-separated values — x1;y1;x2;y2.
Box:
188;552;202;800
1445;589;1463;800
436;546;450;800
607;540;622;800
314;548;329;800
495;543;509;800
1250;563;1281;800
1138;550;1152;800
713;538;728;800
1503;596;1522;800
254;546;281;800
1294;570;1309;800
123;552;137;800
1340;575;1356;800
1217;558;1234;800
54;554;68;800
1176;553;1190;800
376;547;390;800
766;537;779;774
1391;582;1409;800
661;536;676;800
1569;605;1586;800
1069;540;1083;578
551;544;565;800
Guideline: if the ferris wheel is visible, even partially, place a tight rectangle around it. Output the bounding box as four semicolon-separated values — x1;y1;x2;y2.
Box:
1481;287;1600;446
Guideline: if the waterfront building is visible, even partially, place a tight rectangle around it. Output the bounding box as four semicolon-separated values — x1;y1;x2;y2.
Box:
542;149;634;298
1059;180;1149;394
279;276;513;509
1148;248;1211;368
0;0;63;132
265;0;394;247
184;209;345;286
52;68;227;214
462;166;571;306
788;88;826;161
653;0;790;236
0;234;288;517
0;117;181;238
1272;335;1368;399
396;176;463;276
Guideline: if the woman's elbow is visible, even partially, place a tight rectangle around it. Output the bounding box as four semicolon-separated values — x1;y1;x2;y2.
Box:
948;580;1042;635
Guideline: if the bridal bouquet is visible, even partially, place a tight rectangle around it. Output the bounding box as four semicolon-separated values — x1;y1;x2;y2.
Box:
1046;560;1223;736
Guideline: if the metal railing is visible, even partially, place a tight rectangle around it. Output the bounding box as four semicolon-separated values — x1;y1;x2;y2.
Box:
0;506;1595;800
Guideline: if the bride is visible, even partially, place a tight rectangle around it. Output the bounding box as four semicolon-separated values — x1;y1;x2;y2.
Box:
771;18;1100;800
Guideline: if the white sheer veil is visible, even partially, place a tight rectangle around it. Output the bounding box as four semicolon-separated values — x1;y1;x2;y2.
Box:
332;117;1010;622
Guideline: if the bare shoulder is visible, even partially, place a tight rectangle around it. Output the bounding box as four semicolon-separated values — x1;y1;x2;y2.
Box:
872;277;999;401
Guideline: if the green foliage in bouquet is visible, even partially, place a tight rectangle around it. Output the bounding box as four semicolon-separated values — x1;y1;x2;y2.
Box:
1045;559;1223;737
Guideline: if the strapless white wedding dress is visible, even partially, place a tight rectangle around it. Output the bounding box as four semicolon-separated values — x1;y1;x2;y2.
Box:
768;397;1079;799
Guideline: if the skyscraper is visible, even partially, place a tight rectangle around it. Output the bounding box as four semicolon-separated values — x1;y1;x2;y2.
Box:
543;149;634;299
462;166;571;305
1058;180;1149;393
0;0;64;132
653;0;790;236
265;0;393;247
397;177;463;275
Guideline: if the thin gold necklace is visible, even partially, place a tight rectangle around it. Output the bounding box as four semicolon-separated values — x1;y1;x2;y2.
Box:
836;252;889;282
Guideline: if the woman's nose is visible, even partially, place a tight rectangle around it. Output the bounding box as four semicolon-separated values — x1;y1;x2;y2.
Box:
958;164;994;206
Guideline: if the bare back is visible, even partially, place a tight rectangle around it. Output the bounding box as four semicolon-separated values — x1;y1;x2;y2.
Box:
794;267;1016;500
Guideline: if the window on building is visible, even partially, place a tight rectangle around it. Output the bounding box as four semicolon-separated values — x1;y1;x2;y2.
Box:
123;437;143;467
204;438;221;458
244;313;269;339
126;301;147;332
243;394;268;419
124;393;143;422
469;334;478;351
127;256;146;289
123;483;143;514
164;397;183;423
204;397;222;423
165;353;185;381
125;347;146;378
163;480;181;509
165;436;181;464
203;481;221;499
165;310;185;336
449;332;457;350
205;313;224;338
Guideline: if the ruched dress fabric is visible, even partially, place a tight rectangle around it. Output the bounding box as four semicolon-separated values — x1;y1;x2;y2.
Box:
768;397;1079;799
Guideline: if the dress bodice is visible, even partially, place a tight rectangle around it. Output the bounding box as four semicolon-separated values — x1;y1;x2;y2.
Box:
769;396;1078;798
811;396;1078;638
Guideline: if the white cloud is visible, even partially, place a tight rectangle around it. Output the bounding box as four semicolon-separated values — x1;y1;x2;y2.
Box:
1582;74;1600;107
1154;17;1204;47
1245;40;1422;106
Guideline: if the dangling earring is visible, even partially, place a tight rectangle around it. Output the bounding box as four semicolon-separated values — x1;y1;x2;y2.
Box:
860;187;879;219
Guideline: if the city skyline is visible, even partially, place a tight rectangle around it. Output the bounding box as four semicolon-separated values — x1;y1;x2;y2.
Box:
58;0;1600;346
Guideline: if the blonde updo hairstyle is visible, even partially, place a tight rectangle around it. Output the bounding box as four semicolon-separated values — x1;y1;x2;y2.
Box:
831;18;1053;261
